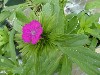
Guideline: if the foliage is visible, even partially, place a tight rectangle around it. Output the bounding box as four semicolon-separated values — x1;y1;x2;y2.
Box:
0;0;100;75
85;0;100;9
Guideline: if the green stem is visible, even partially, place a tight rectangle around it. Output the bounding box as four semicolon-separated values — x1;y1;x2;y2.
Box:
9;29;16;64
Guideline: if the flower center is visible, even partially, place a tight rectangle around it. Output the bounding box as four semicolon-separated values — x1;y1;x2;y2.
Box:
31;30;36;36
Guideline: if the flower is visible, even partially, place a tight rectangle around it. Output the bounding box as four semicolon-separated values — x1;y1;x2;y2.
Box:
22;20;43;44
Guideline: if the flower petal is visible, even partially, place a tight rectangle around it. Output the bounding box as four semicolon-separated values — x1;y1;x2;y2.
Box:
22;34;31;43
30;20;41;28
35;27;43;36
31;36;41;44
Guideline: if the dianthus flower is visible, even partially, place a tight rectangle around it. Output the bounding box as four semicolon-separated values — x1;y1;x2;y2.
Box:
22;20;43;44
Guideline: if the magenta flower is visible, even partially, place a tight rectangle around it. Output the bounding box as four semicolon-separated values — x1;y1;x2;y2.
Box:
22;20;43;44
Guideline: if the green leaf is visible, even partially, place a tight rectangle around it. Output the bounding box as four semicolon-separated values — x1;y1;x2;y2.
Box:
46;57;61;75
71;58;99;75
85;28;100;39
53;10;65;35
85;14;100;27
80;14;86;28
85;0;100;9
9;29;16;64
59;46;100;75
89;38;98;50
38;50;62;75
29;10;38;21
0;11;11;23
13;18;22;33
42;3;52;16
60;55;72;75
12;66;23;74
55;34;89;47
0;55;14;69
65;16;78;34
16;11;30;24
46;0;62;35
40;14;56;34
22;55;37;75
0;26;9;46
51;0;60;15
46;54;61;75
77;28;84;34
